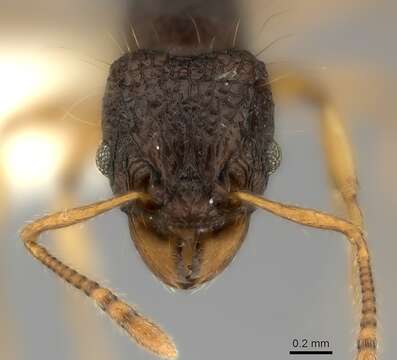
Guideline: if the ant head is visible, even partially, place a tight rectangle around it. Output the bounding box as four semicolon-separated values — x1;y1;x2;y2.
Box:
97;49;280;288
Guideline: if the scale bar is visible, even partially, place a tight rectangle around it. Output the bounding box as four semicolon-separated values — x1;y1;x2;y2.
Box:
290;351;333;355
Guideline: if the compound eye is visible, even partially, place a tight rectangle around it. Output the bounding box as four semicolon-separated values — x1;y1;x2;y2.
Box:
96;141;112;177
265;140;282;175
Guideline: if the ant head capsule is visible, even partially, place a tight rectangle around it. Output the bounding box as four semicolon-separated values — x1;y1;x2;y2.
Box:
101;49;278;288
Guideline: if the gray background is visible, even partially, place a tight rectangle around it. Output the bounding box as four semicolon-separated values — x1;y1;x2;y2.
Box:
0;0;396;359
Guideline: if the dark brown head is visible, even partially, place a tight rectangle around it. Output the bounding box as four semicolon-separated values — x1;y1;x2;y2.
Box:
97;48;280;289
